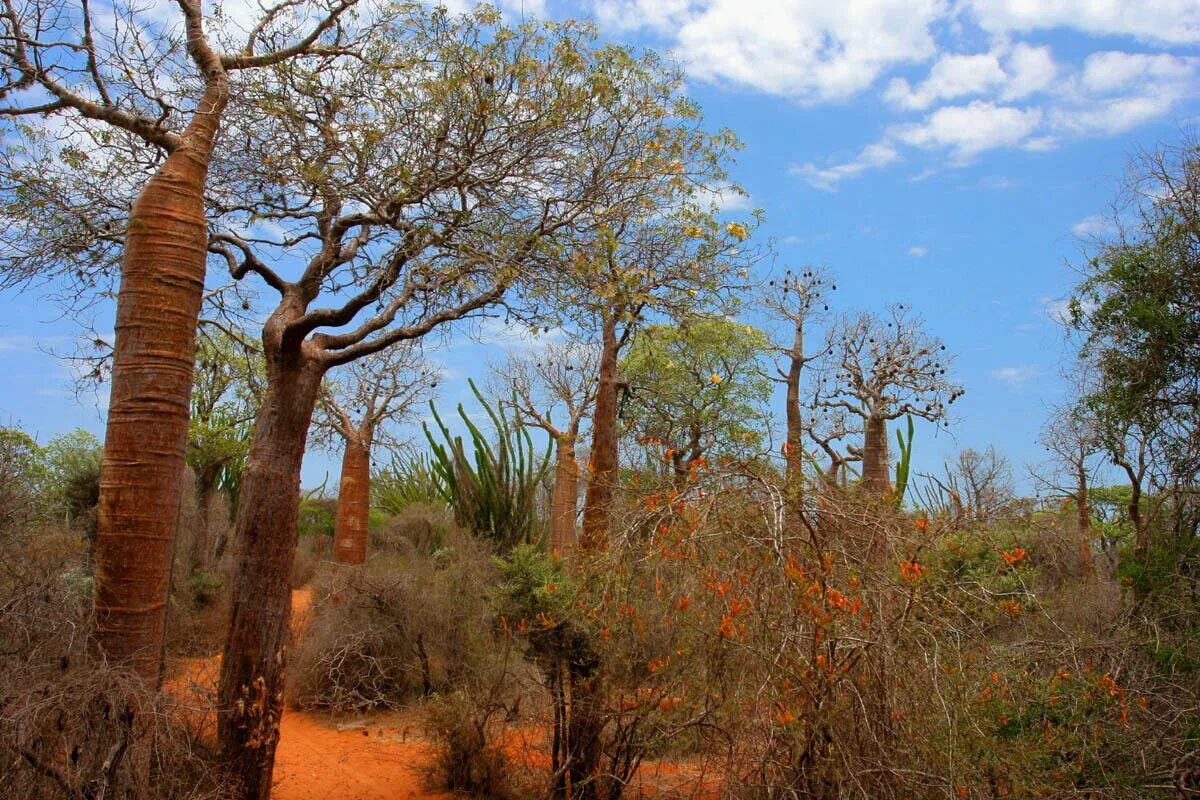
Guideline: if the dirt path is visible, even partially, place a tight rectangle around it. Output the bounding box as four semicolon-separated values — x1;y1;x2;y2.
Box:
168;588;451;800
272;712;450;800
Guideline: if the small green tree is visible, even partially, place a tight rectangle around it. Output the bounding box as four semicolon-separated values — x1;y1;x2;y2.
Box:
42;429;103;548
0;426;45;531
187;328;260;573
621;315;772;479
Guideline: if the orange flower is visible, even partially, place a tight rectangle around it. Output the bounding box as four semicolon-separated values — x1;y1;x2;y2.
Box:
825;588;849;611
1001;546;1027;566
914;516;930;533
999;599;1023;617
898;559;927;585
676;595;691;612
658;696;681;712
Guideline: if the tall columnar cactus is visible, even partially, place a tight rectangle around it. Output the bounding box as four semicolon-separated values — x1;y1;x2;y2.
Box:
371;454;448;514
894;415;916;507
424;379;551;548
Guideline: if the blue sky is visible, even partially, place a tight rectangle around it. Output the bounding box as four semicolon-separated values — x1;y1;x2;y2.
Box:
1;0;1197;492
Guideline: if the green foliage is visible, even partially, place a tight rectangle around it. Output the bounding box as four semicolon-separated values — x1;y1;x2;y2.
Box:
188;569;224;609
372;455;448;514
188;329;257;489
621;315;772;467
424;380;551;549
0;427;46;529
297;497;336;541
42;429;102;535
893;415;915;507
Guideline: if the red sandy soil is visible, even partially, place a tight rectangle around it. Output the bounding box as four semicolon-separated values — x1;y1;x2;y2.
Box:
167;587;452;800
167;586;720;800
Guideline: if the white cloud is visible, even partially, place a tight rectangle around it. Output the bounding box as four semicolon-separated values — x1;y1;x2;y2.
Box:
1052;52;1200;137
907;245;928;257
885;53;1007;110
790;141;899;190
465;318;566;352
1001;43;1059;100
992;365;1040;387
693;181;752;213
1043;295;1096;325
582;1;1198;186
965;0;1200;46
892;101;1043;162
596;0;941;103
1071;214;1111;237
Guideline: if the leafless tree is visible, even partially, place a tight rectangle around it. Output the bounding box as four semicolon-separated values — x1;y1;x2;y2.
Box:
495;342;600;554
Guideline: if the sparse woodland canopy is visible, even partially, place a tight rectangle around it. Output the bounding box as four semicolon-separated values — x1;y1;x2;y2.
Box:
0;4;1197;800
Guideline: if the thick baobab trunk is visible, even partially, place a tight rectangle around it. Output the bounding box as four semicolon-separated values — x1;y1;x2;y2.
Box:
860;414;890;495
581;316;619;550
333;436;371;565
93;107;224;685
548;435;579;554
218;347;323;800
189;463;221;575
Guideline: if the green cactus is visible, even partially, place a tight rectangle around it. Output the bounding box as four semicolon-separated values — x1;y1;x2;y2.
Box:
371;453;448;513
423;379;551;548
894;414;915;507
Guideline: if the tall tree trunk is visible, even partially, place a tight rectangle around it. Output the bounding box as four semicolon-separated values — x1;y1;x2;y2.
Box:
218;340;323;800
581;314;619;550
333;435;371;565
860;414;890;496
784;333;805;517
92;98;225;685
1075;464;1094;576
190;463;221;575
549;435;579;555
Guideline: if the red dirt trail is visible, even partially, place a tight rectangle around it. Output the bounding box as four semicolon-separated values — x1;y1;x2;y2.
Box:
167;587;450;800
168;587;718;799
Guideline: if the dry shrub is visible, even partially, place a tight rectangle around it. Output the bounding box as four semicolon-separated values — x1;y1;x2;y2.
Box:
0;524;220;799
288;522;498;713
373;503;455;555
291;544;318;588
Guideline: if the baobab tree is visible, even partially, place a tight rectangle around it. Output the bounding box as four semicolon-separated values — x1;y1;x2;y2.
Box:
562;211;759;547
315;345;434;566
200;11;721;796
760;267;835;512
817;305;962;497
497;342;600;554
1034;403;1106;575
0;0;362;687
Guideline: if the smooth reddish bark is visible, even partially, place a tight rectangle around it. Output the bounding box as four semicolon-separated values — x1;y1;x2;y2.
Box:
333;436;371;565
93;84;226;684
860;414;890;496
549;435;580;554
580;315;619;550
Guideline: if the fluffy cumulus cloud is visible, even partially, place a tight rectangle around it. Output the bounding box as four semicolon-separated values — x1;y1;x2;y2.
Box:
964;0;1200;46
594;0;941;102
892;101;1044;161
578;0;1200;188
793;48;1199;188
